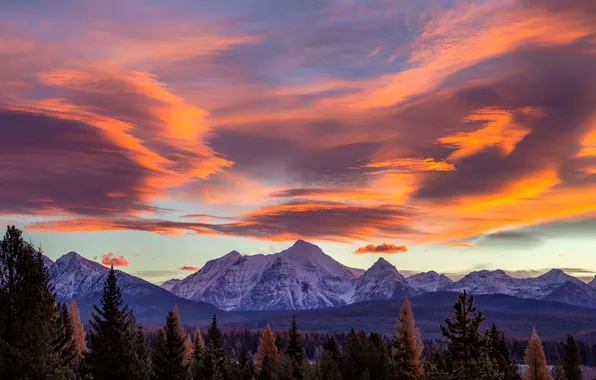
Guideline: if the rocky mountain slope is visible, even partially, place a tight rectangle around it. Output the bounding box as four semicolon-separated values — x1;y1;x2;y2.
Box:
45;251;227;326
162;240;596;311
168;240;365;311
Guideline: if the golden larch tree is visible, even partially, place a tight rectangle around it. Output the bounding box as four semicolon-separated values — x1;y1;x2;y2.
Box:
69;300;87;359
524;328;550;380
392;298;424;379
255;324;279;372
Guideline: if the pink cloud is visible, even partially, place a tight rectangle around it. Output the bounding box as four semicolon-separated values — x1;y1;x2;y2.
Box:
101;253;129;267
179;265;200;272
354;243;408;254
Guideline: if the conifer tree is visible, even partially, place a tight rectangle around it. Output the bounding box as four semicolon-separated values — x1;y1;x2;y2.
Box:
86;266;135;380
317;350;343;380
130;319;154;380
441;291;492;380
184;334;193;366
287;315;305;362
191;328;207;380
256;325;279;374
54;302;78;370
523;328;549;380
205;314;228;379
563;334;582;380
152;306;189;380
286;314;306;378
391;298;424;380
0;225;71;379
485;323;521;380
324;336;342;366
69;300;87;363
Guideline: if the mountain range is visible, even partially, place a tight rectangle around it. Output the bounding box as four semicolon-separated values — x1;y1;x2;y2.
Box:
41;242;596;341
44;240;596;321
159;240;596;311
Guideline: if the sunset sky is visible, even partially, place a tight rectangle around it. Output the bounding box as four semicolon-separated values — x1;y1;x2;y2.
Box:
1;0;595;283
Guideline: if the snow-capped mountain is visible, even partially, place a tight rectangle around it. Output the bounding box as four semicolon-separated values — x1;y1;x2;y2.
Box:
406;271;453;292
351;258;417;303
446;268;594;307
44;251;225;326
48;251;160;299
163;240;596;311
168;240;365;311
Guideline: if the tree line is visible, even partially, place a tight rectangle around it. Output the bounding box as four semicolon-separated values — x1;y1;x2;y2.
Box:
0;225;589;379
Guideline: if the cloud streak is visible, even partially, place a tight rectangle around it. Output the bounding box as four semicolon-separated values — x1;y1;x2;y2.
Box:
354;243;408;254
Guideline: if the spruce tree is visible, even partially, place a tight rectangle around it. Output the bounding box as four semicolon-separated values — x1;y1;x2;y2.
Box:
86;266;135;380
128;312;153;380
317;350;343;380
0;225;71;379
324;336;342;366
286;314;306;378
523;328;549;380
256;325;279;374
69;300;87;364
391;298;424;380
152;306;189;380
54;302;78;370
440;291;490;380
563;334;582;380
191;328;207;380
486;323;521;380
205;314;228;379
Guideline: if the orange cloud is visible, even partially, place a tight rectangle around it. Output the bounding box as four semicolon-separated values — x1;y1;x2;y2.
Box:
447;243;478;248
179;265;200;272
101;253;129;267
437;107;540;161
354;243;408;254
362;157;456;172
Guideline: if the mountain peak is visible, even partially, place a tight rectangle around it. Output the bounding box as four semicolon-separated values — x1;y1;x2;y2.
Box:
291;239;316;248
57;251;87;264
369;257;395;271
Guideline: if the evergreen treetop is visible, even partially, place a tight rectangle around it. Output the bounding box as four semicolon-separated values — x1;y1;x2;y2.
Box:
563;334;582;380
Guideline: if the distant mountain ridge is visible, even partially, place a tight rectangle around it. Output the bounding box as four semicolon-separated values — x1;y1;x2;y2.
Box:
44;251;233;327
44;240;596;315
159;240;596;312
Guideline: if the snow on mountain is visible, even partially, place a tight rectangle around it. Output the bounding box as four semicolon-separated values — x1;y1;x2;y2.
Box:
161;279;181;291
351;258;414;303
448;270;519;295
406;271;453;292
447;268;592;302
48;251;171;299
169;240;364;311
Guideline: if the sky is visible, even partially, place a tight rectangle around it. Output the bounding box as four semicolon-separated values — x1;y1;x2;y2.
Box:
1;0;595;284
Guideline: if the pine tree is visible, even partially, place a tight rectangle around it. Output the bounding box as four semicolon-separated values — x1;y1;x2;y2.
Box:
440;291;489;380
184;334;193;366
391;298;424;380
256;325;279;374
324;336;341;366
523;328;549;380
563;334;582;380
317;350;343;380
486;323;521;380
205;314;228;379
0;225;71;379
127;312;153;380
54;302;78;370
69;300;87;363
286;314;306;378
191;328;207;380
86;266;135;380
152;306;189;380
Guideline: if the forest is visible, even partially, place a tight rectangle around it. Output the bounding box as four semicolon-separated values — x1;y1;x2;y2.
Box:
0;225;593;380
